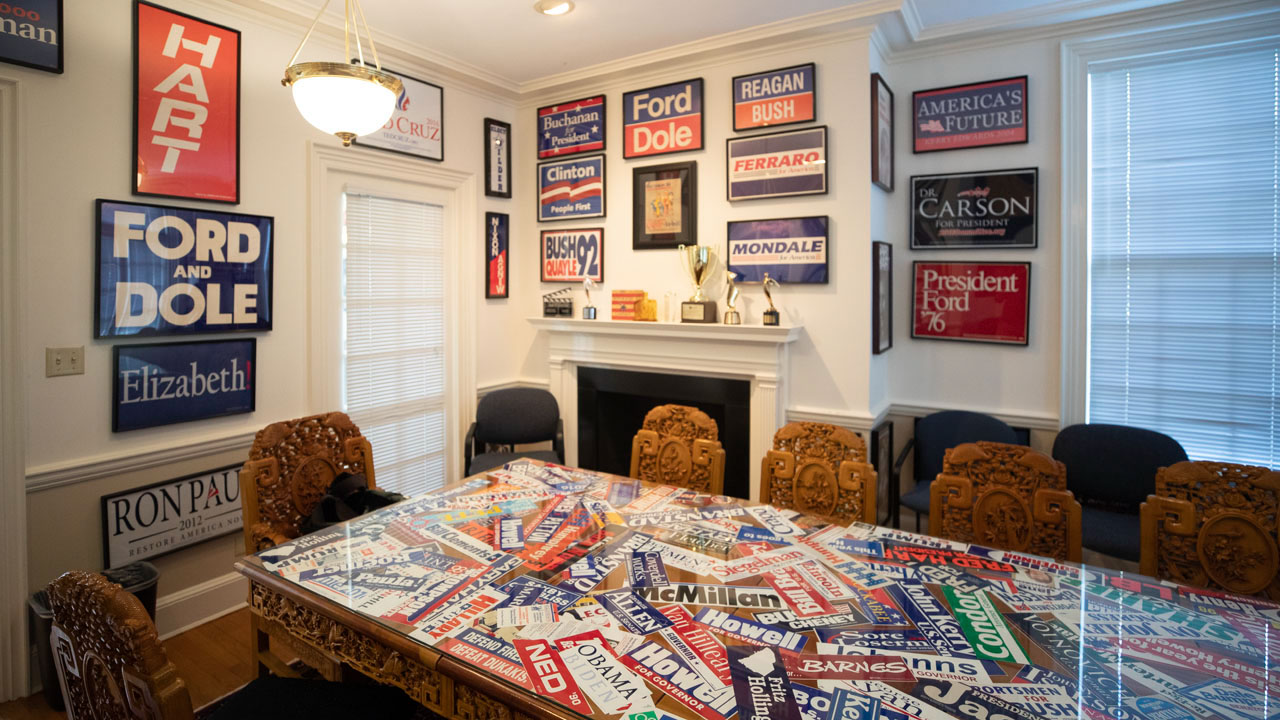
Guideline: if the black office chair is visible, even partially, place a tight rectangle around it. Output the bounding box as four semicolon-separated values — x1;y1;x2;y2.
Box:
891;410;1018;530
464;388;564;475
1052;423;1187;562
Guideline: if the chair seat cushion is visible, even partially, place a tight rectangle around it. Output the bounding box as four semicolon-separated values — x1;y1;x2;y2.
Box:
468;449;561;476
901;482;932;513
1081;506;1141;562
203;676;426;720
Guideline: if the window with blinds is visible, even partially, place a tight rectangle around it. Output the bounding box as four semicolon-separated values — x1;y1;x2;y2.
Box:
342;193;446;497
1088;44;1279;467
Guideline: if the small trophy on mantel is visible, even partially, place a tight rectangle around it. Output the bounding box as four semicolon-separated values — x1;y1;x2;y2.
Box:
582;278;597;320
762;273;781;326
678;244;717;323
724;271;741;325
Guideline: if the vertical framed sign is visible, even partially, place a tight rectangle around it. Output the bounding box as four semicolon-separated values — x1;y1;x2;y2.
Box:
134;1;240;204
485;212;509;299
0;0;63;73
871;73;894;191
484;118;511;198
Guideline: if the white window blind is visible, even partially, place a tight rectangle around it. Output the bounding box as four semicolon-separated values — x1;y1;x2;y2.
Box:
1088;44;1279;467
342;193;446;496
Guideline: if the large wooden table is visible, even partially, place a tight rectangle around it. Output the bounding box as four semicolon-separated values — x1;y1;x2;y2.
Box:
235;461;1280;720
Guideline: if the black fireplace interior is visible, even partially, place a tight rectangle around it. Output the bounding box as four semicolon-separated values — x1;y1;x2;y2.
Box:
577;366;751;499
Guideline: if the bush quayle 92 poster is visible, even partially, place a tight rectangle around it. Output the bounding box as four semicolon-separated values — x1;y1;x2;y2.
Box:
541;228;603;283
113;338;255;432
537;95;605;159
100;463;242;568
537;154;605;223
913;75;1027;153
726;126;827;202
623;78;703;158
726;217;828;284
732;63;815;132
911;168;1037;249
912;261;1030;345
95;199;273;338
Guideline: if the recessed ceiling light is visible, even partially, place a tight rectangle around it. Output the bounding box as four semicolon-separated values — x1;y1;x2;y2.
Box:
534;1;574;16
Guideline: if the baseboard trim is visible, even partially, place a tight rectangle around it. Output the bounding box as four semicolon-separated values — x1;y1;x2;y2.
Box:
888;403;1061;431
155;571;247;639
26;431;256;493
477;377;550;396
784;405;890;435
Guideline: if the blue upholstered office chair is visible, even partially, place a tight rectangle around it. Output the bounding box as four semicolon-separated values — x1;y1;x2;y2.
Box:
465;388;564;475
891;410;1018;530
1052;423;1187;562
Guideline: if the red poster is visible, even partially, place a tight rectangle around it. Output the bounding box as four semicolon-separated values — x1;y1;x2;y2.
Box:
134;2;239;203
912;262;1030;345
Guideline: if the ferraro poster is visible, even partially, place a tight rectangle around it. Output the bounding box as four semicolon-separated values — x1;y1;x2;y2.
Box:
912;262;1030;345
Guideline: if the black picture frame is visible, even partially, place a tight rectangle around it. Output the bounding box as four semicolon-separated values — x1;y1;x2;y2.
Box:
0;0;63;73
100;463;242;568
870;420;894;525
352;65;444;162
484;118;512;198
910;168;1038;249
871;73;893;192
726;125;827;202
731;62;816;132
632;160;696;250
872;241;892;354
536;94;605;160
540;228;604;284
910;260;1031;346
912;75;1028;154
112;338;256;432
484;211;509;299
536;154;606;223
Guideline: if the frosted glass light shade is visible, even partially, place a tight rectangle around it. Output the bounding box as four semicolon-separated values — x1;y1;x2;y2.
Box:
284;62;402;146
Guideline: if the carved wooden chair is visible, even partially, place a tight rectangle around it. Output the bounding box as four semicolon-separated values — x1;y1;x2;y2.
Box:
1140;460;1280;599
930;441;1082;562
629;404;726;494
763;422;877;524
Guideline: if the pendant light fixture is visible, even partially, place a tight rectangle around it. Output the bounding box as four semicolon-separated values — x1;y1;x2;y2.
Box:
282;0;403;147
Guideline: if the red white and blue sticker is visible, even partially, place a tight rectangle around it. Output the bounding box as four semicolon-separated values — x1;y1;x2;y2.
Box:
623;78;703;158
726;126;827;201
596;588;674;635
537;95;605;159
495;515;523;551
732;63;816;131
626;551;670;587
537;155;605;223
726;216;828;284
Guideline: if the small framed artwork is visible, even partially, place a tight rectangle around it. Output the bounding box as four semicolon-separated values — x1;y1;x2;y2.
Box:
732;63;815;132
726;216;828;284
869;420;894;525
537;95;605;159
726;126;827;201
871;73;893;191
872;241;892;354
541;228;603;283
484;212;508;299
112;338;256;432
623;78;703;158
354;66;443;161
484;118;511;198
912;261;1030;345
537;154;605;223
632;161;696;250
911;168;1037;249
0;0;62;73
913;75;1027;153
134;1;240;204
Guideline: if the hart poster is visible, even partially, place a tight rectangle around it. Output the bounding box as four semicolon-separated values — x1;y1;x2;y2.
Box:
912;262;1030;345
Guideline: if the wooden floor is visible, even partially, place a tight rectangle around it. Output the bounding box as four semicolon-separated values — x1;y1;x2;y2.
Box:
0;608;257;720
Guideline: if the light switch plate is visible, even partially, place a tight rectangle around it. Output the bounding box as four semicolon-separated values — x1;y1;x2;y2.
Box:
46;346;84;377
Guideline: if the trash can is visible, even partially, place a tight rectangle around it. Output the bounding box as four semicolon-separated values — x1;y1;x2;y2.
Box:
102;560;160;621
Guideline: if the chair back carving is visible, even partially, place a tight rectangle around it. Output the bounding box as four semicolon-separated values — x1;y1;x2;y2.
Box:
46;571;193;720
629;404;725;494
240;412;376;552
930;441;1081;562
763;422;877;524
1140;460;1280;599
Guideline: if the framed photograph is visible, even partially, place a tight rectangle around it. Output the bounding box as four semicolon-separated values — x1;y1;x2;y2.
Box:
872;241;892;354
726;126;827;202
913;75;1027;153
353;65;443;161
0;0;62;73
537;95;605;159
484;212;508;299
112;338;256;432
537;154;605;223
623;78;703;158
95;199;273;338
871;73;894;191
911;168;1037;249
632;161;696;250
484;118;511;198
912;261;1030;345
101;464;242;568
541;228;603;283
134;1;240;203
869;420;894;525
732;63;815;132
726;216;828;284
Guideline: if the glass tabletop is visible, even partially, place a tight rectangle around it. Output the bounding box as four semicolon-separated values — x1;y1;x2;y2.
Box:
243;460;1280;720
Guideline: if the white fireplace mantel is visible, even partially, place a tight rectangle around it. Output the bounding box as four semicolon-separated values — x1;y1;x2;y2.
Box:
528;317;803;500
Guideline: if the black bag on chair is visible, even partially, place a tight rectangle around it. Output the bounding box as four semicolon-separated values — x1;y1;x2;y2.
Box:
300;472;405;535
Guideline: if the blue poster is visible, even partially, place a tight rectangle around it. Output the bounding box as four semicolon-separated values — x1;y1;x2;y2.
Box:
726;126;827;201
727;216;828;284
536;95;605;159
485;212;508;298
537;155;605;222
112;339;255;432
96;200;274;338
0;0;62;73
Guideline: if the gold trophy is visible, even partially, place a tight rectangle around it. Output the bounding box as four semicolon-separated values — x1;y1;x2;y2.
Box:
582;278;597;319
678;244;718;323
724;271;741;325
762;273;781;326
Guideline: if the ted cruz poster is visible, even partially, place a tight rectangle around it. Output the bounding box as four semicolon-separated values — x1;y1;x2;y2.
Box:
101;464;242;568
912;168;1037;249
537;95;605;159
623;78;703;158
355;68;444;161
727;217;828;284
541;228;603;283
113;338;256;432
727;126;827;201
732;63;815;131
912;262;1030;345
914;76;1027;153
134;1;240;203
537;155;605;222
485;212;508;299
95;199;273;338
0;0;62;73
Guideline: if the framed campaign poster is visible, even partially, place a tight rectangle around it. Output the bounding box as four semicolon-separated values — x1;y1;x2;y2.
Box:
623;78;703;159
732;63;815;132
484;118;511;198
484;212;508;299
0;0;62;73
537;154;605;223
95;199;273;338
913;75;1027;153
134;1;240;204
726;216;828;284
911;168;1037;249
632;161;695;250
112;338;256;432
537;95;604;159
541;228;603;283
101;463;242;568
354;66;443;161
871;73;894;191
726;126;826;201
870;419;893;524
872;241;892;354
912;261;1030;345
